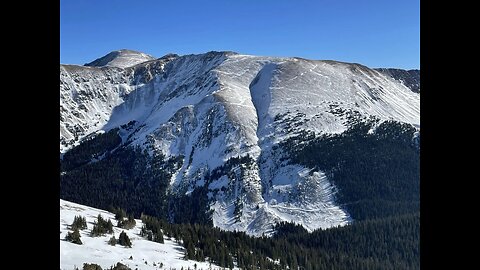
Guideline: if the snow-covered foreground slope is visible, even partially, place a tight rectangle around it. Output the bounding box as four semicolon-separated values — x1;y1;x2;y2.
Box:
60;199;233;270
60;51;420;236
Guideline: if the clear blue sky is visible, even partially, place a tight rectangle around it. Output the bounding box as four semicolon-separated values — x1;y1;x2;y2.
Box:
60;0;419;69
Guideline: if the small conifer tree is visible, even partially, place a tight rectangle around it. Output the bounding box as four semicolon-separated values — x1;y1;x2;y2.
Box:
108;236;117;246
118;231;132;247
65;228;82;245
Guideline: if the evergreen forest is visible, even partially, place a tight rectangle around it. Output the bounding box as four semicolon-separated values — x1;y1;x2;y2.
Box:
60;119;420;269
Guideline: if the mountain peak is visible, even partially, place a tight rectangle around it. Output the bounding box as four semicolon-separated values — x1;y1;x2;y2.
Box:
84;49;156;68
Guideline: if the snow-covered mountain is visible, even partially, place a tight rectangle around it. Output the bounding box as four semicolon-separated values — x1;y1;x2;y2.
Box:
375;68;420;93
85;49;156;68
60;199;232;270
60;50;420;236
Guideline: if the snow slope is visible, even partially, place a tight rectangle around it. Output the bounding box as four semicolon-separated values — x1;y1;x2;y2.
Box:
60;51;420;236
60;53;177;153
375;68;420;93
85;49;156;68
60;199;233;270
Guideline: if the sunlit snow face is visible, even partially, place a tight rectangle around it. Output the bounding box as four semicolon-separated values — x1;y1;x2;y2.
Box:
60;52;419;236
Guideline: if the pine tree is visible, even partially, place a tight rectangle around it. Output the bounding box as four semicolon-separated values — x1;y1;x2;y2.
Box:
65;228;82;245
185;240;195;260
108;236;117;246
70;215;87;230
106;219;114;234
118;231;132;247
90;215;114;236
112;207;127;221
82;263;102;270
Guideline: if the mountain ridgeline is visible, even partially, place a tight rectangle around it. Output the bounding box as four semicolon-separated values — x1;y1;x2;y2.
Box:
375;68;420;93
84;49;156;68
60;50;420;237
